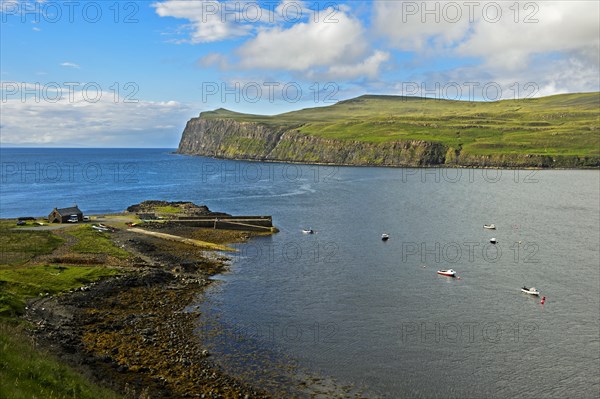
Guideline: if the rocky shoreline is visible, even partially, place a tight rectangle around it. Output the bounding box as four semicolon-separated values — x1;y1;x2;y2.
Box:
23;225;271;398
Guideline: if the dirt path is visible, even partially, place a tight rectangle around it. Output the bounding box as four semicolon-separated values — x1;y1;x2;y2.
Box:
13;225;71;231
127;228;236;252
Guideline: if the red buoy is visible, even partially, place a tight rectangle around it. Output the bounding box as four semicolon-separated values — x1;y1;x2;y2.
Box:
541;296;546;304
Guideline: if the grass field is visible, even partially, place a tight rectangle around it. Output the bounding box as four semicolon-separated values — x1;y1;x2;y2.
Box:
201;92;600;157
155;205;182;214
68;225;130;259
0;220;123;397
0;221;127;317
0;221;64;266
0;265;119;317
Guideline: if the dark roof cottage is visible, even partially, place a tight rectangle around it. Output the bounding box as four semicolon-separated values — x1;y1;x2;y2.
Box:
48;206;83;223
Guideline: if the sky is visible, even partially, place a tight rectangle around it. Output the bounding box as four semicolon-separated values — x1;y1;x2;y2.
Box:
0;0;599;147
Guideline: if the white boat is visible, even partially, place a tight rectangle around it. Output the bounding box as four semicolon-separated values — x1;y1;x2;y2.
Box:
490;238;498;244
521;286;540;296
92;225;110;232
437;269;456;277
381;233;390;241
483;224;496;229
302;229;314;234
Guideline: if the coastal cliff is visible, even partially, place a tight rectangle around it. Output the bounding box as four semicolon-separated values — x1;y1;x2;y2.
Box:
177;118;449;166
177;94;600;168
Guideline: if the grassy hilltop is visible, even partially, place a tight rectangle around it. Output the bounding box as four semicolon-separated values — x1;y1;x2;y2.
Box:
194;92;599;164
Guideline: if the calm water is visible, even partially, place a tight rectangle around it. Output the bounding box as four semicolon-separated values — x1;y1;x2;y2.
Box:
1;148;599;398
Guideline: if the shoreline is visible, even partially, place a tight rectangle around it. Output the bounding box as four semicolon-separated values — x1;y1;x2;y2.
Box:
174;152;600;170
20;221;272;398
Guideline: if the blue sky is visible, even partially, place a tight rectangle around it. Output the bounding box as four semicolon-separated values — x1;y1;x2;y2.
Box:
1;0;599;147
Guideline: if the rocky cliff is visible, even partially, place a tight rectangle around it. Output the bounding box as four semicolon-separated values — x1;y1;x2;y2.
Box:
178;118;451;167
177;116;599;168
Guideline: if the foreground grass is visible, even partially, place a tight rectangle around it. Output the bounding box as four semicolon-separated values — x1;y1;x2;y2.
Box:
0;220;124;397
67;225;130;259
202;92;600;158
0;322;122;399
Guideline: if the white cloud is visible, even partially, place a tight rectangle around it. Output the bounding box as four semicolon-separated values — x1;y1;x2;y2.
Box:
325;50;390;80
374;1;470;51
392;54;600;101
154;1;388;80
0;84;193;147
152;0;264;43
375;1;599;71
374;1;599;96
60;62;80;68
236;7;388;79
238;9;367;71
152;0;321;44
457;1;600;71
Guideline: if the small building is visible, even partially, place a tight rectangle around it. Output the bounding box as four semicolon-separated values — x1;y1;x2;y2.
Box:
48;206;83;223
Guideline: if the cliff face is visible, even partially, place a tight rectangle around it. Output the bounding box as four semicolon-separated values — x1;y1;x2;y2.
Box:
177;118;599;168
177;118;447;166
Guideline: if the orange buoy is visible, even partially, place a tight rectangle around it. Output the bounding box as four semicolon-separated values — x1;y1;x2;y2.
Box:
541;296;546;304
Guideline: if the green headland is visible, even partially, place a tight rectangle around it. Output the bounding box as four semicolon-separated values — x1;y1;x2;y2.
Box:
179;92;600;168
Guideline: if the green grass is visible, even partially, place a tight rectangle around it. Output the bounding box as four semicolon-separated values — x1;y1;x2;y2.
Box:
155;205;181;214
0;221;125;397
67;225;130;259
202;92;600;158
0;222;126;316
0;322;121;399
0;265;119;317
0;221;64;266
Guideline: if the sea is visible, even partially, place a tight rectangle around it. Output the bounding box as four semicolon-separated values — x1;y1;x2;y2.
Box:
1;147;599;398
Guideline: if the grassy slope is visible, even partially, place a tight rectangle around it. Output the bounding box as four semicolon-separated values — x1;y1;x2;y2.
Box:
0;220;124;398
0;323;121;399
201;93;600;158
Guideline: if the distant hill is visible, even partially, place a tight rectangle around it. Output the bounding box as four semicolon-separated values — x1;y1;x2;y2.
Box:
178;93;600;168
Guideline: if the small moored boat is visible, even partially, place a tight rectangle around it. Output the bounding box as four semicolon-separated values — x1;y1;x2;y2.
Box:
483;224;496;229
437;269;456;277
490;238;498;244
521;286;540;296
381;233;390;241
302;229;314;234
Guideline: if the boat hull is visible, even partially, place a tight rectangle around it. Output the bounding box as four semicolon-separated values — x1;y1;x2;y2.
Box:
521;289;539;296
437;271;456;277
